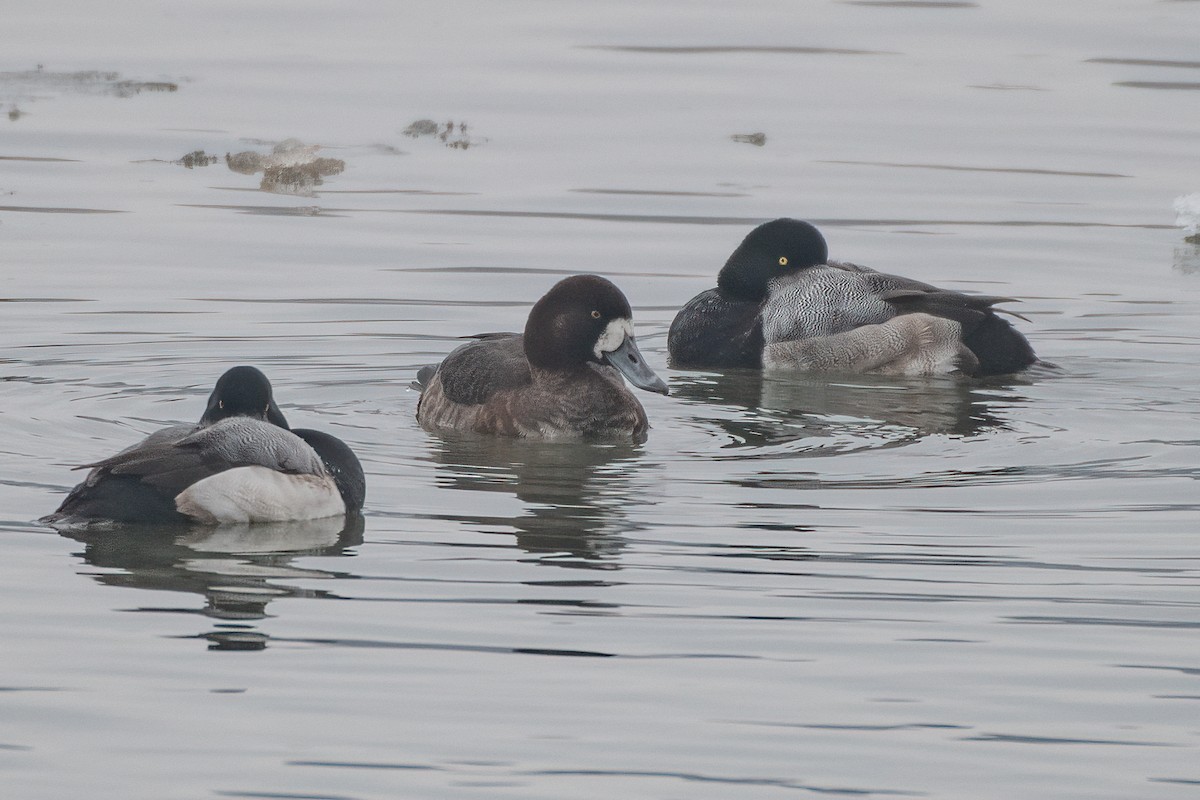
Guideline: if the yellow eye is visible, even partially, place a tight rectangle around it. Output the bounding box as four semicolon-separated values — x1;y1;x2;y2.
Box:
778;257;788;266
591;310;601;319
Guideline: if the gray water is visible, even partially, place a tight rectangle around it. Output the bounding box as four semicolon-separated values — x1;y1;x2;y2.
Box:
3;1;1199;798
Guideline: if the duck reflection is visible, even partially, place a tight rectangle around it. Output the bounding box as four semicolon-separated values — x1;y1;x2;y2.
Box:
671;368;1018;447
426;433;644;569
60;516;363;651
1174;242;1200;275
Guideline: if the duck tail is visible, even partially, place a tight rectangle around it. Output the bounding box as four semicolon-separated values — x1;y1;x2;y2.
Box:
880;289;1037;375
413;364;438;393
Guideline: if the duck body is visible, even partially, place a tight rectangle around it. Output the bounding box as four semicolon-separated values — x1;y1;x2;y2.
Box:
665;289;765;368
42;367;365;528
668;218;1037;377
416;275;668;441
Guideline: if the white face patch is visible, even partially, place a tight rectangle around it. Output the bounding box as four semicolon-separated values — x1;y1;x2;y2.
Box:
593;317;634;358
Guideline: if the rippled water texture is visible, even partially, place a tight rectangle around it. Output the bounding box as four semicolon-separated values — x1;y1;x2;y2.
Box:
3;1;1199;798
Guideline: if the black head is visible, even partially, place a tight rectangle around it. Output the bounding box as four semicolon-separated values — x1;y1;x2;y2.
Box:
200;365;290;428
523;275;635;371
523;275;668;394
716;218;829;301
293;428;366;513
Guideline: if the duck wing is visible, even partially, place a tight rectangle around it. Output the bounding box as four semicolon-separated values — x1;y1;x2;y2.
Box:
829;260;1019;327
86;417;326;498
433;333;533;405
45;424;197;524
815;262;1036;376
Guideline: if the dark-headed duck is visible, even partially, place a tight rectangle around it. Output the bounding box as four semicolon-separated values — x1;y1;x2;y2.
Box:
41;366;365;528
416;274;668;440
668;218;1037;376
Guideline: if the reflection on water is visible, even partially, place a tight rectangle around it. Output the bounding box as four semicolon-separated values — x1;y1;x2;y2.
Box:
670;369;1020;453
394;208;1176;230
580;45;896;56
426;434;646;568
1113;81;1200;91
61;517;364;651
844;1;978;7
820;159;1130;179
1175;244;1200;275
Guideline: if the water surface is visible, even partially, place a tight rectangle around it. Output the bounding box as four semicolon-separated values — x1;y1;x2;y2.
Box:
3;1;1199;798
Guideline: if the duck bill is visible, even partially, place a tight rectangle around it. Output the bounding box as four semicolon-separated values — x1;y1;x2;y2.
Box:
604;334;669;395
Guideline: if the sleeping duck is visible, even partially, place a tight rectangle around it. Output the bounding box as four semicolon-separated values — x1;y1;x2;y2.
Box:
416;274;668;440
42;366;365;527
668;218;1037;376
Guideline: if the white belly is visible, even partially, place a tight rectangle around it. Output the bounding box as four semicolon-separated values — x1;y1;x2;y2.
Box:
175;466;345;525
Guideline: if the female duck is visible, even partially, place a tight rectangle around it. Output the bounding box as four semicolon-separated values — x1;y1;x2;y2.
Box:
416;274;668;440
42;366;365;527
668;218;1037;376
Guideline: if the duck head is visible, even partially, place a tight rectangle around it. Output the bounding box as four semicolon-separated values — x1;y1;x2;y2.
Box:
717;218;829;302
200;365;290;428
523;275;669;395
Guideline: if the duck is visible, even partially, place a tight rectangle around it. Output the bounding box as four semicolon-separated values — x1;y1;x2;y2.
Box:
416;274;669;440
667;218;1037;376
41;366;365;527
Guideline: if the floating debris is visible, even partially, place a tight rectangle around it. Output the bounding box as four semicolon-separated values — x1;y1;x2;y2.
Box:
110;80;178;97
177;150;218;169
225;150;264;175
1175;193;1200;243
403;119;441;138
731;132;767;146
402;119;480;149
261;161;344;195
8;105;22;121
0;66;179;102
223;139;346;196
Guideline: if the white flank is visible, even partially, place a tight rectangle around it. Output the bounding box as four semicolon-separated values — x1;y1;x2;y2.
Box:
175;466;344;525
593;317;634;358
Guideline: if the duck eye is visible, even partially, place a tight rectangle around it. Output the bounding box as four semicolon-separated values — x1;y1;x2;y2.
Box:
218;400;224;410
778;256;788;267
591;310;601;319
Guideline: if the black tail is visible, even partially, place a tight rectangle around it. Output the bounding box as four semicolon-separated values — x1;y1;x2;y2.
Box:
883;290;1037;376
962;313;1037;376
41;475;184;527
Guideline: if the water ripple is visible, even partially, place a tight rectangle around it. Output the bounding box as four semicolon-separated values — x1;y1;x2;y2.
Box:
580;45;897;56
963;733;1179;747
526;768;922;796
